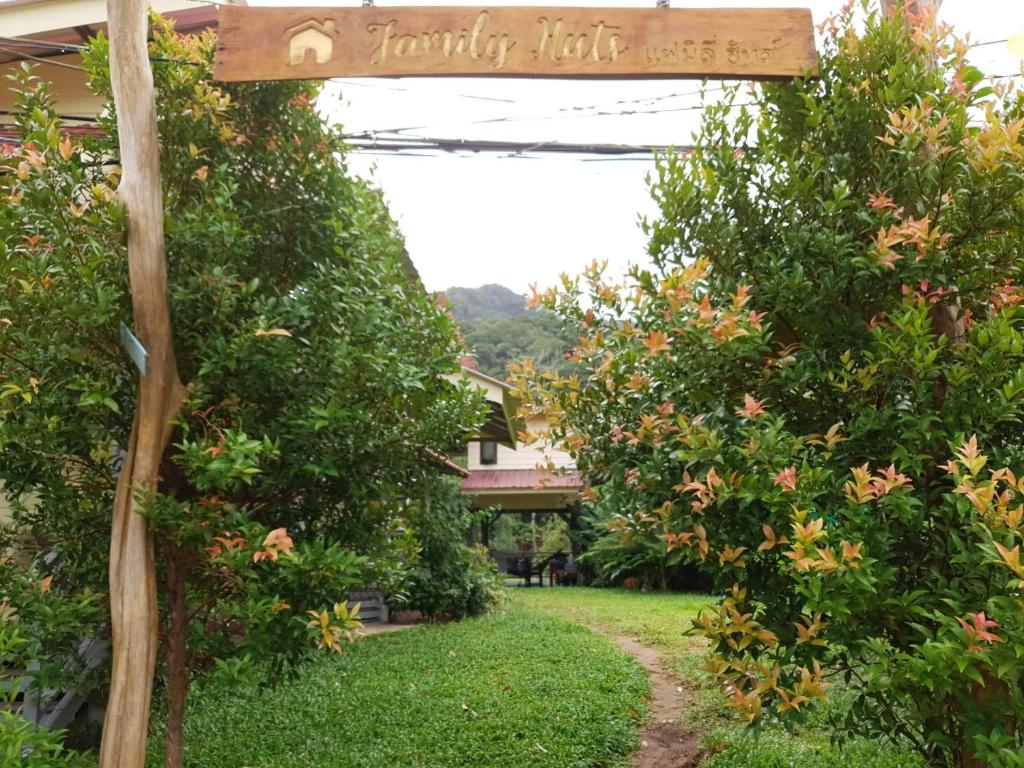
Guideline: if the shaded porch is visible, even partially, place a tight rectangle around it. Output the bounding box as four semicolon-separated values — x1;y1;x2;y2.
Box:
462;468;584;586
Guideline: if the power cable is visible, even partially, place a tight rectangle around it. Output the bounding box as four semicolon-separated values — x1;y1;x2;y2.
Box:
329;78;517;104
0;45;86;71
0;108;99;122
344;135;686;155
340;99;754;141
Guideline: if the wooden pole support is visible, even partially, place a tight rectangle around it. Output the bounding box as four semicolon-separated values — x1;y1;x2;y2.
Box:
99;1;186;766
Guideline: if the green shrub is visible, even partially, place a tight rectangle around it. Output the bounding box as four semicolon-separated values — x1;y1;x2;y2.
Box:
402;479;503;619
514;3;1024;766
0;613;94;767
1;16;484;762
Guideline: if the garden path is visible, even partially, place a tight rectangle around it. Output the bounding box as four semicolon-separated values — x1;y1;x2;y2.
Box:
607;631;702;768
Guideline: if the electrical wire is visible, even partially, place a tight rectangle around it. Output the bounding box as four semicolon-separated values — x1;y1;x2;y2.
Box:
0;45;86;71
344;135;685;155
0;108;99;122
328;78;518;104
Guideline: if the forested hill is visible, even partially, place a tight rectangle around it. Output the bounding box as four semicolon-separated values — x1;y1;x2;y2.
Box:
443;284;577;379
445;284;529;324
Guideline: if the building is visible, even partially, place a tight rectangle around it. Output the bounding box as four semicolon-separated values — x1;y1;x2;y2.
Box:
457;362;583;584
0;0;238;131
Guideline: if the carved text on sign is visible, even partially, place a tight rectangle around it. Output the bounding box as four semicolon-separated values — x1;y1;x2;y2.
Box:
215;6;819;82
535;17;625;63
367;11;515;69
644;37;788;67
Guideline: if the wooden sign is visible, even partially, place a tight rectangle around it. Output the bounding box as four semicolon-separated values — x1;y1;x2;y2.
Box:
214;6;817;82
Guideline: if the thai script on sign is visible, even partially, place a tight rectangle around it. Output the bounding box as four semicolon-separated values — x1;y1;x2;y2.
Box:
645;37;788;67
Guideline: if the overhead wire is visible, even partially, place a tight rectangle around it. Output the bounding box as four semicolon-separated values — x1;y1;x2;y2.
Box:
0;36;199;69
345;136;683;154
0;108;99;122
328;78;518;104
0;45;87;71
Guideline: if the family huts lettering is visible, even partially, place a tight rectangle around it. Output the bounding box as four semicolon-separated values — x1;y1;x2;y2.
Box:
363;11;625;69
353;12;784;71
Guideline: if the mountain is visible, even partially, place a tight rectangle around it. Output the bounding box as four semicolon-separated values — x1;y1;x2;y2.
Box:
443;285;577;379
444;284;529;324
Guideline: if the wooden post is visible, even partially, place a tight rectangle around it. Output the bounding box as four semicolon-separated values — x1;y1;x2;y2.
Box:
100;0;187;766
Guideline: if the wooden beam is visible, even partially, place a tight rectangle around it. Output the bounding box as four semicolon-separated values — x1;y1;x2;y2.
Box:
100;0;186;766
214;5;818;82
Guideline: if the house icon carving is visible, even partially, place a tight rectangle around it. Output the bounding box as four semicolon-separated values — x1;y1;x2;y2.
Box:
287;19;336;66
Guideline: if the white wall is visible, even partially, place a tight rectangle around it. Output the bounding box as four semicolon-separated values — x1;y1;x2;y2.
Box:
0;0;199;38
467;419;575;471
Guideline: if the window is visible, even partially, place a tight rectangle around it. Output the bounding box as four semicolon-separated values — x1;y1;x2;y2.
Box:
480;440;498;465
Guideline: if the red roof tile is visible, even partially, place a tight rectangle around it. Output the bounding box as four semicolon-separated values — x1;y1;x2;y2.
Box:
462;469;583;491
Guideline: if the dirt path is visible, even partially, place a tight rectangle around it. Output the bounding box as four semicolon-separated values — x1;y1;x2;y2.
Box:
607;632;703;768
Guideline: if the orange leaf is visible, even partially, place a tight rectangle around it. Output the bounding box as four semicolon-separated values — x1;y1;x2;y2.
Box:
736;394;766;419
644;330;671;357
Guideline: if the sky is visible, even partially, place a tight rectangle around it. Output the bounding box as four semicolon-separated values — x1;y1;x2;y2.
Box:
252;0;1024;295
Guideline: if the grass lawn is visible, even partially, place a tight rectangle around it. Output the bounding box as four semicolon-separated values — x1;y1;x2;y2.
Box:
513;587;925;768
161;606;649;768
511;587;712;679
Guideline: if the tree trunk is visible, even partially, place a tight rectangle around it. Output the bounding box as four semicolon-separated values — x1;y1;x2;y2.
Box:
99;0;187;766
164;545;190;768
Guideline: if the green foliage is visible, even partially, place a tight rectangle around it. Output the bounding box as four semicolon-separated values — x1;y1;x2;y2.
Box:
490;512;570;555
158;607;649;768
402;478;504;619
0;611;94;766
463;312;578;378
539;514;571;554
701;729;924;768
576;495;706;590
515;4;1024;766
445;284;577;378
0;14;485;752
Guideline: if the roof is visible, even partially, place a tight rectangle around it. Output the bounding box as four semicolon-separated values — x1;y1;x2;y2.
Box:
446;365;524;450
462;469;583;491
460;364;512;393
0;1;226;65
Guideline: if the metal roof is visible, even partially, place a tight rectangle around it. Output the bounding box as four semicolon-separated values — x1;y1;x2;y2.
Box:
462;469;583;491
0;4;223;65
